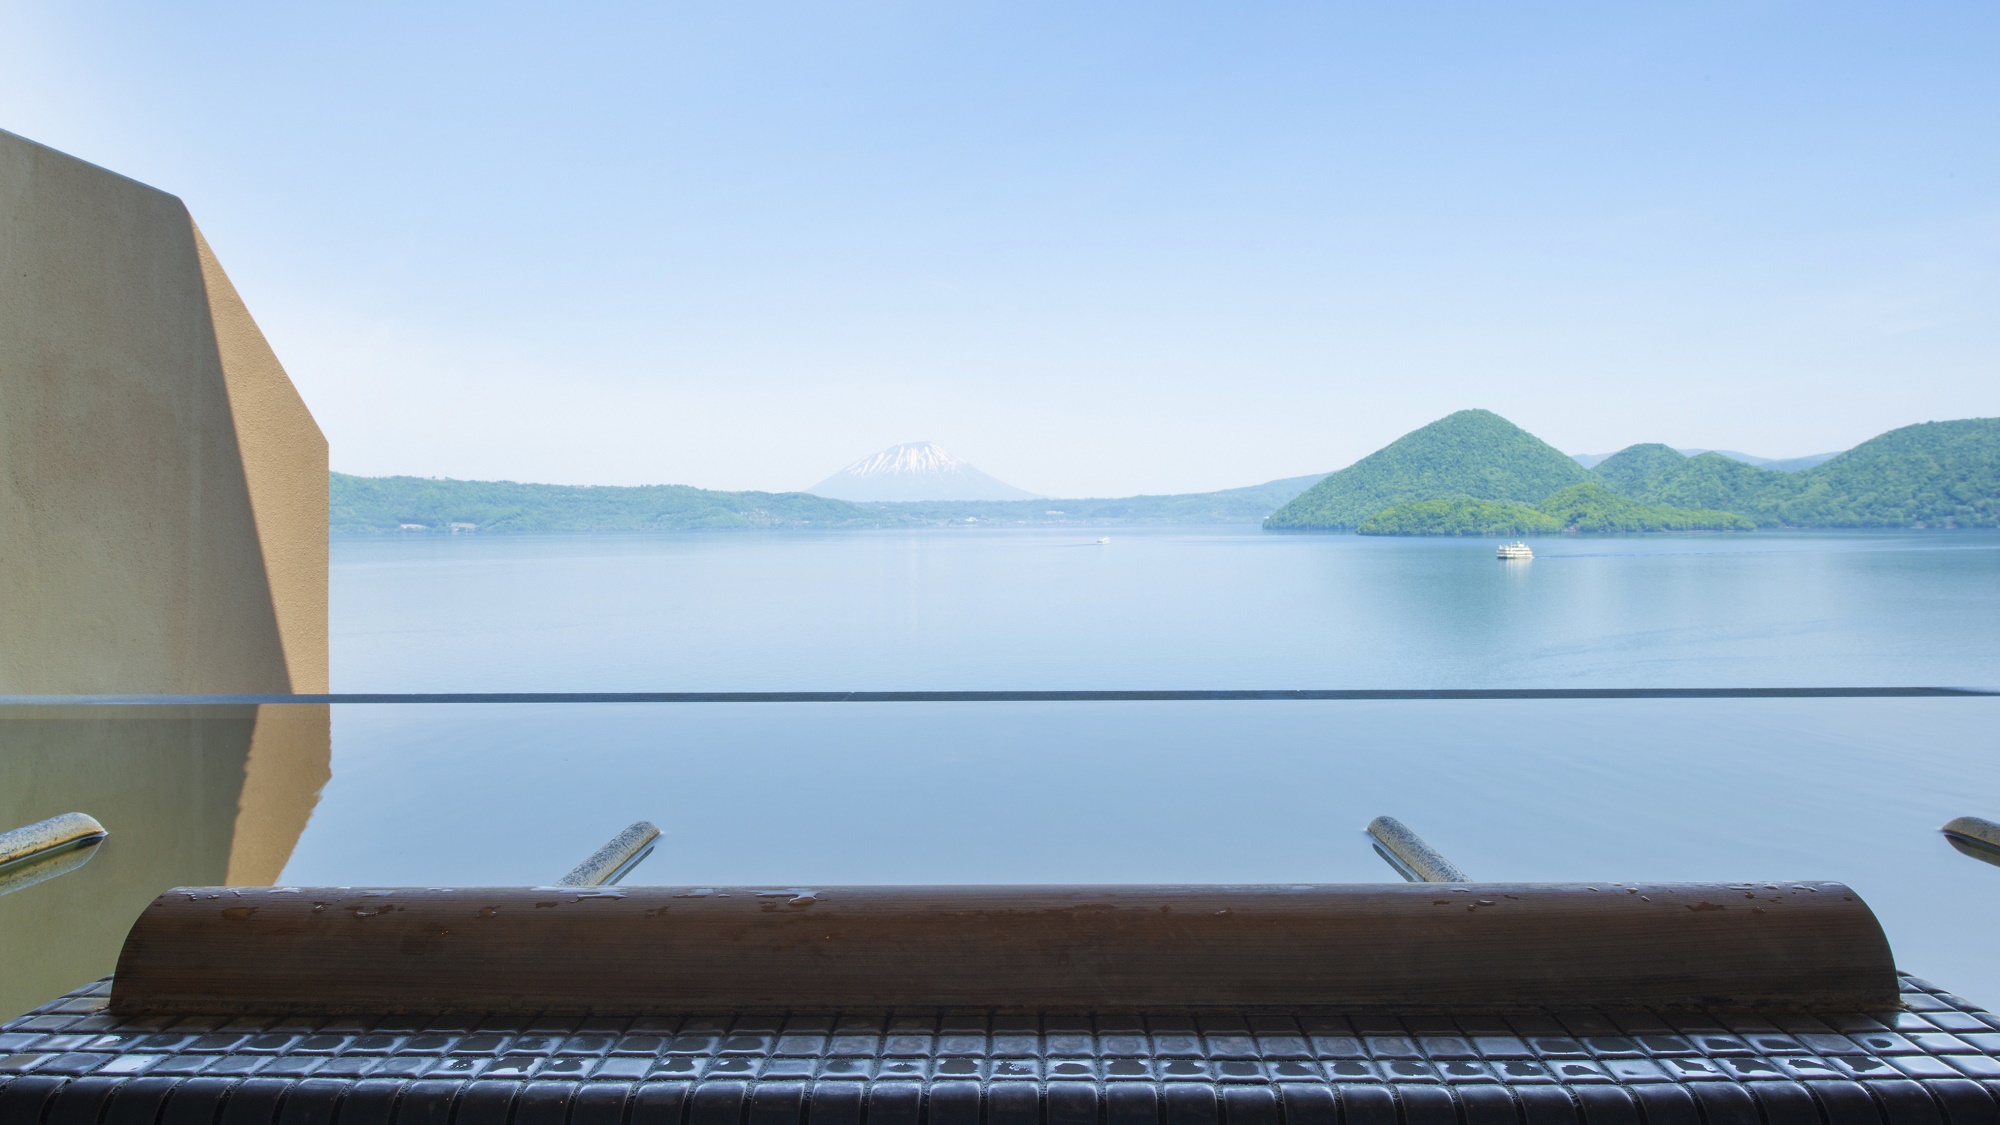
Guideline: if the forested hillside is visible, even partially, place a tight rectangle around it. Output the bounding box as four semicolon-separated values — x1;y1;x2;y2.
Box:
1591;419;2000;528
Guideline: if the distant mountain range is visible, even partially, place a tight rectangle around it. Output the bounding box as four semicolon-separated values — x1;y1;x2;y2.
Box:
849;473;1328;526
1571;448;1840;472
1267;410;2000;533
808;442;1037;502
328;412;2000;536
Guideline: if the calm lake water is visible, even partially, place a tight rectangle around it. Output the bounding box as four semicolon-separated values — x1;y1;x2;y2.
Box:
331;527;2000;691
8;528;2000;1017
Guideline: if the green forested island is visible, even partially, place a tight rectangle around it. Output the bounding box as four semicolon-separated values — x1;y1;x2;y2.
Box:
332;411;2000;536
1266;410;1591;529
1269;411;2000;534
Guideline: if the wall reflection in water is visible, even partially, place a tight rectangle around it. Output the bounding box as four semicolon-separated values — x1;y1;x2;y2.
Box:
0;704;328;1018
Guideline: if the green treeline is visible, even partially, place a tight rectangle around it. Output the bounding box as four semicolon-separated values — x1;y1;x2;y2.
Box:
329;474;897;534
1357;499;1562;536
1358;482;1752;536
1270;412;2000;534
1536;482;1753;533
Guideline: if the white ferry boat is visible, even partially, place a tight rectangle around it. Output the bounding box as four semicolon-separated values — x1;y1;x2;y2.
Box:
1496;541;1534;560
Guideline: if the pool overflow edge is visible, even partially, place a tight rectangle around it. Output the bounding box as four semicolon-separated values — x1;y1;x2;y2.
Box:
0;686;1993;705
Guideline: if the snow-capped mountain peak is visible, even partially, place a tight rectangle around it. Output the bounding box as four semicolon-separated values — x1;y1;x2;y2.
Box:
807;442;1039;502
843;442;965;478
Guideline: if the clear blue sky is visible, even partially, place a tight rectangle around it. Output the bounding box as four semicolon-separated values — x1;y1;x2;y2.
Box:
4;3;1995;495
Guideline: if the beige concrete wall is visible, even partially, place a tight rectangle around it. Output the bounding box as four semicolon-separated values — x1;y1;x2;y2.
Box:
0;129;327;692
193;226;331;693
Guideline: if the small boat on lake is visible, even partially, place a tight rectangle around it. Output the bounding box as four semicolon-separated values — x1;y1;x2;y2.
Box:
1496;541;1533;560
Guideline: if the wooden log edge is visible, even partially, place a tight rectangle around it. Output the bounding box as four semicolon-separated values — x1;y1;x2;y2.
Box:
110;882;1898;1015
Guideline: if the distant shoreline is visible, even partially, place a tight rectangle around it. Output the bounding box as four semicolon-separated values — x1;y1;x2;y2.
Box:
333;410;1999;537
329;471;1326;537
335;520;1998;541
